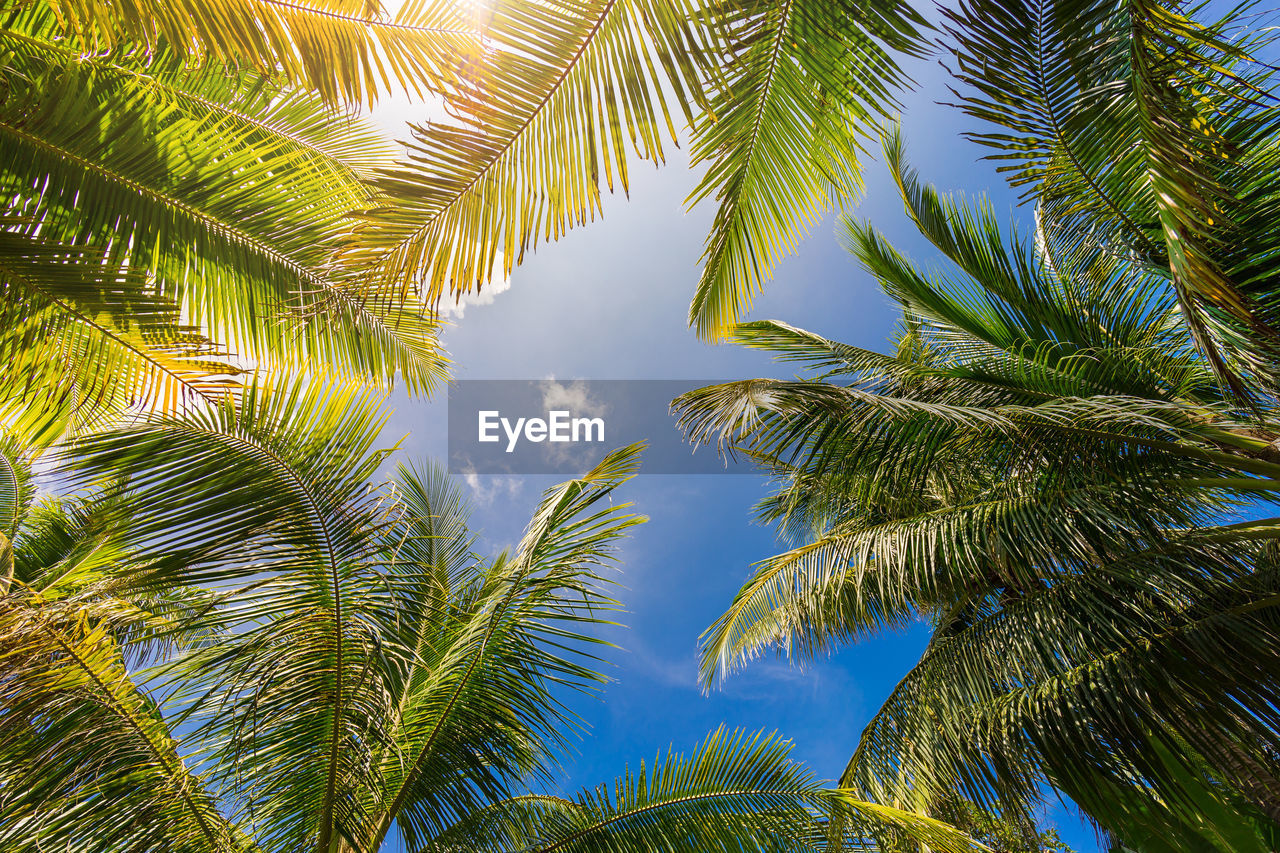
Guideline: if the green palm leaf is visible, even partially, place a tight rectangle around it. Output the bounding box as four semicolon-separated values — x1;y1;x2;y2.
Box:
1;9;450;441
846;544;1280;848
0;226;244;444
420;727;980;853
0;599;244;853
940;0;1280;396
36;0;476;104
344;0;707;311
685;0;927;340
361;447;646;852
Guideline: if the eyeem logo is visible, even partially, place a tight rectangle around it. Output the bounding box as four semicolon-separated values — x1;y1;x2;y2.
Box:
478;410;605;453
449;380;753;475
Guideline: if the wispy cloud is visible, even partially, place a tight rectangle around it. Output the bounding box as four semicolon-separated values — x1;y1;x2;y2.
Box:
540;377;609;417
625;641;828;699
624;644;700;689
438;271;513;318
461;470;524;506
537;377;611;468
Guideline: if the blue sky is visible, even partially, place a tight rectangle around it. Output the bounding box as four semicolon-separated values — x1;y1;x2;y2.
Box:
377;35;1102;853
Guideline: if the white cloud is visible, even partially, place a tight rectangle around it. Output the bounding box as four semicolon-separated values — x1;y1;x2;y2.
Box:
437;273;513;319
461;470;523;506
539;378;608;417
536;378;610;467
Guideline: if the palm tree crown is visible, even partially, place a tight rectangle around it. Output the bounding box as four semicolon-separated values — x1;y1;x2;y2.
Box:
674;0;1280;831
0;381;977;853
2;0;938;449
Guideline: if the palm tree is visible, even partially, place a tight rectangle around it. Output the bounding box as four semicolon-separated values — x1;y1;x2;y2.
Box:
38;0;937;342
674;0;1280;844
1;0;937;443
0;2;456;444
0;379;977;853
674;134;1280;849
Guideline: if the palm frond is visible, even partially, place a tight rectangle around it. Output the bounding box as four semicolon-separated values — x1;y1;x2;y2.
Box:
0;598;244;852
686;0;928;340
36;0;477;104
0;435;33;591
1;12;450;426
683;128;1280;834
421;727;980;853
0;226;244;445
940;0;1280;396
364;447;646;852
845;541;1280;848
60;380;399;850
727;320;909;379
57;416;657;851
344;0;706;312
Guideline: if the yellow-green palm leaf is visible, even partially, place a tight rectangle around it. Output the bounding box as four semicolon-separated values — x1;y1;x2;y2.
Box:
0;7;450;442
36;0;476;104
686;0;928;340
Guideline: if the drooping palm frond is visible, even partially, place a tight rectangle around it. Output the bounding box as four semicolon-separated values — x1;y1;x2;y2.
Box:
1;8;450;443
685;0;928;340
0;437;252;852
63;380;396;586
0;225;243;444
35;0;477;104
419;727;981;853
678;155;1280;838
3;0;944;430
683;385;1258;683
53;380;430;851
10;491;227;661
343;0;708;312
675;220;1264;675
342;0;932;338
10;498;133;601
0;596;245;853
61;382;402;851
940;0;1280;396
54;397;658;853
842;537;1280;849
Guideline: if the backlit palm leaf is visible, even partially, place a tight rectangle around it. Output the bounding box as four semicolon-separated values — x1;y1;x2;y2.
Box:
686;0;928;340
37;0;476;105
344;0;930;339
0;9;450;441
0;437;33;589
0;227;242;444
677;153;1280;842
345;0;707;310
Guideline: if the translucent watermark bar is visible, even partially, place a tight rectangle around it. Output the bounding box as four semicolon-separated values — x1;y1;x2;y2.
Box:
447;380;752;475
